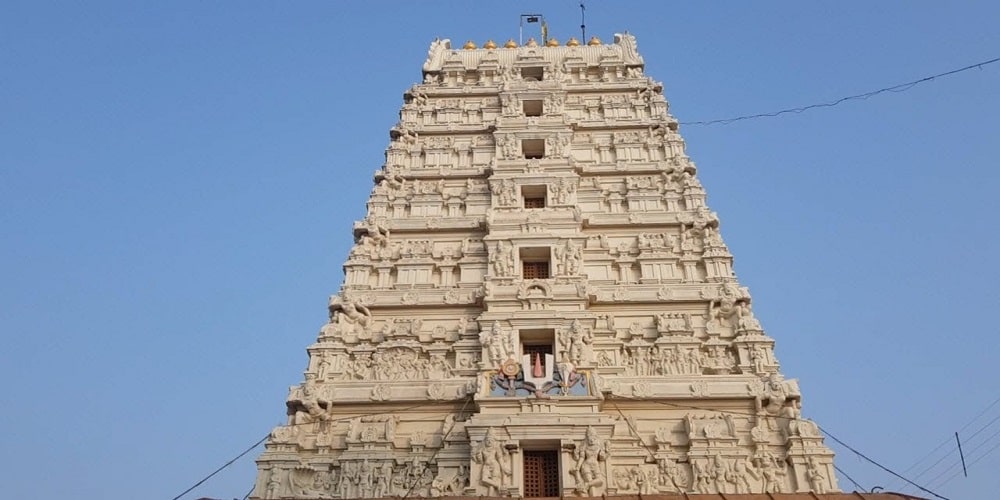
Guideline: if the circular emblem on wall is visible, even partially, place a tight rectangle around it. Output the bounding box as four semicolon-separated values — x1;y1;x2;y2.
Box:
501;359;521;377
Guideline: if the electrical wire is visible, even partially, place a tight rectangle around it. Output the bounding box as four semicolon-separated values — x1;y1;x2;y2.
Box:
938;436;1000;488
607;397;660;463
175;387;976;500
400;395;474;499
923;422;1000;489
834;463;865;492
820;426;950;500
935;438;1000;490
887;395;1000;491
241;482;255;500
679;55;1000;126
170;434;270;500
608;393;951;500
169;397;471;500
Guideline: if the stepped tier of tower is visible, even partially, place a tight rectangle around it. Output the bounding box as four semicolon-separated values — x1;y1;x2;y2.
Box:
251;34;839;499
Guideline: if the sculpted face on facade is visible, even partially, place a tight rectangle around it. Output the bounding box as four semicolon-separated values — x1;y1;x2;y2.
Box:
251;32;839;499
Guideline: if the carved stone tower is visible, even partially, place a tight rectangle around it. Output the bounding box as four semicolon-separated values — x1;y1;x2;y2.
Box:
251;33;839;499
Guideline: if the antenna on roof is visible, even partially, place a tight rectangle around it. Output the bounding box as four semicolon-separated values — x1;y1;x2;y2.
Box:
580;1;586;41
519;13;546;45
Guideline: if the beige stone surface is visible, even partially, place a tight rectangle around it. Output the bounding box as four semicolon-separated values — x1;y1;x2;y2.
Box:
250;32;839;499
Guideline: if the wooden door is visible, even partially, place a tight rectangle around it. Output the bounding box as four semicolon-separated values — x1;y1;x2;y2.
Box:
523;450;559;497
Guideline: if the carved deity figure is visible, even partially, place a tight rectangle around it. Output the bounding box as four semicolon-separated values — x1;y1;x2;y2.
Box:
703;225;725;249
708;296;738;333
293;382;330;425
472;428;511;495
692;459;712;493
490;240;514;276
710;454;734;493
806;458;828;493
572;426;609;495
358;459;374;497
315;352;331;380
490;178;517;206
657;459;689;492
730;457;759;494
481;321;514;366
784;402;822;438
329;297;372;334
501;93;520;116
362;215;390;247
756;373;792;417
750;344;769;373
375;461;393;498
759;457;786;493
265;468;284;499
559;319;592;365
548;177;576;205
498;134;519;159
552;239;583;275
736;301;764;334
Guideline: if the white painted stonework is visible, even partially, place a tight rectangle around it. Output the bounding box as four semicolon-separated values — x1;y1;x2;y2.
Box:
251;33;839;499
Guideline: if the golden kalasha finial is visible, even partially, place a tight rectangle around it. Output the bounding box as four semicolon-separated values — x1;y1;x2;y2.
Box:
565;37;580;47
545;38;560;47
503;39;518;48
587;36;602;46
483;39;498;49
462;40;477;50
525;37;539;47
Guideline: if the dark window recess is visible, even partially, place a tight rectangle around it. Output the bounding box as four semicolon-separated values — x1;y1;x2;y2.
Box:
523;100;543;117
522;185;547;208
524;197;546;209
522;67;545;81
522;261;550;280
523;450;560;497
522;139;545;159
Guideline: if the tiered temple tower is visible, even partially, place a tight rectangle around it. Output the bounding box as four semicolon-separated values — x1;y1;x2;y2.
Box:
251;33;839;499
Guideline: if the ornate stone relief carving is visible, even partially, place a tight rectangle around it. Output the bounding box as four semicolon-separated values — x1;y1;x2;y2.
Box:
480;321;515;367
497;134;519;160
489;240;515;276
545;134;571;158
557;319;592;365
571;427;610;495
547;177;577;204
472;428;512;495
325;296;373;338
622;344;706;376
553;239;583;275
256;34;841;499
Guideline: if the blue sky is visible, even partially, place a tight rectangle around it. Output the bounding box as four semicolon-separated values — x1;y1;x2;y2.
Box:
2;2;998;499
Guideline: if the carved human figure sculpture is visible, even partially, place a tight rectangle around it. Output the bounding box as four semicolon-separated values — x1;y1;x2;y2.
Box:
806;457;828;494
572;426;609;495
472;428;511;495
490;240;514;276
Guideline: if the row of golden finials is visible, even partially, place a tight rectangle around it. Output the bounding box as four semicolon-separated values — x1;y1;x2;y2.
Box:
462;36;604;50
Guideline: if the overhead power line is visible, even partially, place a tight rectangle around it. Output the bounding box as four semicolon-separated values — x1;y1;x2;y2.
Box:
170;434;269;500
834;463;866;492
924;422;1000;489
608;394;952;500
680;55;1000;126
886;395;1000;492
169;398;471;500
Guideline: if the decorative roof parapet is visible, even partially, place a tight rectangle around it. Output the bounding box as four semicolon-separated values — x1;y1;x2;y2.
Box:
422;32;644;73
